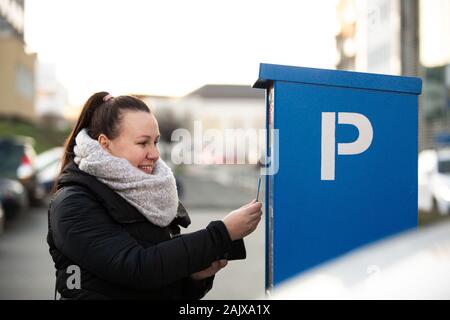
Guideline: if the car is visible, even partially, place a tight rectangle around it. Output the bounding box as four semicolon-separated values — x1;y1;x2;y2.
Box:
0;136;45;205
269;220;450;299
0;178;28;218
0;201;4;234
418;148;450;215
35;147;64;194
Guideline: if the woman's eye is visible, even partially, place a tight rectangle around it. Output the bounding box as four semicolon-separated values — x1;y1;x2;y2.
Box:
138;140;159;146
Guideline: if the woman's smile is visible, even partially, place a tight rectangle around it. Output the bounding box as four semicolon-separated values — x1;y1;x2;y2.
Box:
138;164;153;174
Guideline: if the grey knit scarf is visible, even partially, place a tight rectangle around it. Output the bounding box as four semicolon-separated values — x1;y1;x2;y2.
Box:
73;128;179;227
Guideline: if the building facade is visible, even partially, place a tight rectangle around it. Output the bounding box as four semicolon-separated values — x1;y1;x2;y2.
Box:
422;65;450;148
419;0;450;149
336;0;402;75
337;0;438;150
140;84;265;165
0;0;36;122
36;62;69;117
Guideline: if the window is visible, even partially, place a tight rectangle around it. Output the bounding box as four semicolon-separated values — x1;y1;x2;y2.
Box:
15;64;33;99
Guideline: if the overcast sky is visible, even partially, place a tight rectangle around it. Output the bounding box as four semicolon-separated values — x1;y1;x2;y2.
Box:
24;0;339;106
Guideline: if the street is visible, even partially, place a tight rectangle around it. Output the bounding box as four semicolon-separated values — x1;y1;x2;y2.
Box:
0;207;54;299
0;167;266;300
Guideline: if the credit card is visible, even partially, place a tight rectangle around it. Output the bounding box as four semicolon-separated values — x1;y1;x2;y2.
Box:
256;176;261;201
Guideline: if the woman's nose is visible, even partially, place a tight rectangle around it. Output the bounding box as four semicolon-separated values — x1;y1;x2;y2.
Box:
147;146;159;161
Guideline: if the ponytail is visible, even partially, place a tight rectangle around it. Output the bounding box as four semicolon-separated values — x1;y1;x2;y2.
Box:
59;91;109;179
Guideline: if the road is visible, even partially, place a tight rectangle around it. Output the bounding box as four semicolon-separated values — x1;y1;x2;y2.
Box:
0;207;54;299
0;169;266;300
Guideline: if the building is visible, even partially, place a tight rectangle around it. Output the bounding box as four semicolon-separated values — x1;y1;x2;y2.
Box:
336;0;402;75
185;84;265;131
419;0;450;149
0;0;36;122
422;65;450;148
335;0;357;71
420;0;450;68
36;62;69;117
139;84;265;165
0;0;24;41
338;0;422;76
337;0;430;149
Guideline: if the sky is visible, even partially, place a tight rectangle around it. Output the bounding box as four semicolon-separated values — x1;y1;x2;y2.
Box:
24;0;339;107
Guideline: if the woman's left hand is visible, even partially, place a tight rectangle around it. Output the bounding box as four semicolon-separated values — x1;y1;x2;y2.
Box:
190;259;228;281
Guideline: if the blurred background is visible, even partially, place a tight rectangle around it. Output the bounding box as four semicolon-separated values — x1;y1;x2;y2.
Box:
0;0;449;299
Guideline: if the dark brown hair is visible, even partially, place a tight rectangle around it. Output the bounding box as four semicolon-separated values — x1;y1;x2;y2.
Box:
53;91;151;193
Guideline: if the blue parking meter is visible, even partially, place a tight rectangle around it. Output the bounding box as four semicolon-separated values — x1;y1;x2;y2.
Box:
253;63;422;290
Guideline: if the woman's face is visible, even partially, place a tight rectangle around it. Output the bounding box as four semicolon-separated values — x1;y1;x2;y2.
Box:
98;110;160;174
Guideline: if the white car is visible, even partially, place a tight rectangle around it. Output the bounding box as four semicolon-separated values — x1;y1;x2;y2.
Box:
0;202;4;234
269;220;450;300
418;148;450;215
35;147;64;194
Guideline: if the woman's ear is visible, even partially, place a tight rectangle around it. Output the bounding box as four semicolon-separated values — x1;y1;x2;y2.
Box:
98;134;110;151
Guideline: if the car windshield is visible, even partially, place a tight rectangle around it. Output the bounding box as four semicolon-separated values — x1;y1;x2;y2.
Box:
438;159;450;174
0;140;24;174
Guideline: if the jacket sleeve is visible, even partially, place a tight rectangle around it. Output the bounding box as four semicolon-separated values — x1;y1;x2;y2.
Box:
50;188;237;290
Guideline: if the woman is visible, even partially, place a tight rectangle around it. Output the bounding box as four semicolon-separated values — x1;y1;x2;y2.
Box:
47;92;262;300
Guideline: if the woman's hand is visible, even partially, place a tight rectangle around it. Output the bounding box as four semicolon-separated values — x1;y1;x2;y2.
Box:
222;200;262;241
191;259;228;281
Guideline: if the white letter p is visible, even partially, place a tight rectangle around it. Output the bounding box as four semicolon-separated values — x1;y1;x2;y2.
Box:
321;112;373;181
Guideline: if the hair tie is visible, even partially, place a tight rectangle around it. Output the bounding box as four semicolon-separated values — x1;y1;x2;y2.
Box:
103;94;114;102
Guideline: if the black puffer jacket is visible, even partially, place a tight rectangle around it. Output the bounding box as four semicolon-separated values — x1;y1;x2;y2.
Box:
47;160;245;300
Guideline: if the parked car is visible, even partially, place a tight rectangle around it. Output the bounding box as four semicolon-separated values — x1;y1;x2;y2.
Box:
35;147;64;194
0;136;44;205
0;201;4;234
418;148;450;215
270;220;450;299
0;178;28;218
